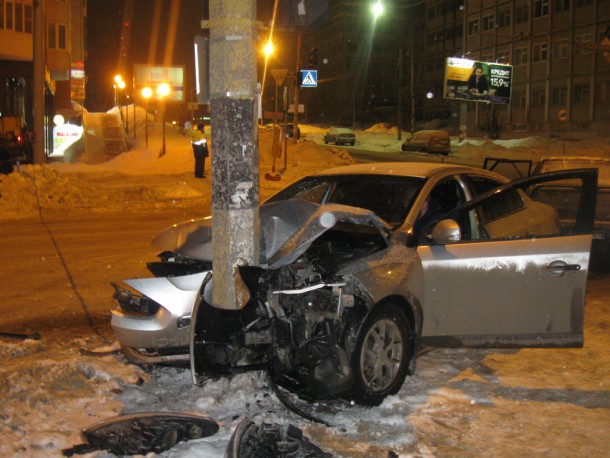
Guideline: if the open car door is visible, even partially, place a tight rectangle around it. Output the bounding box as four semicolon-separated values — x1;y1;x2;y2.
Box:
418;169;597;348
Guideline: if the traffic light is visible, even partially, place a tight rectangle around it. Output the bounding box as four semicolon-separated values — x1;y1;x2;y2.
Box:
308;47;318;68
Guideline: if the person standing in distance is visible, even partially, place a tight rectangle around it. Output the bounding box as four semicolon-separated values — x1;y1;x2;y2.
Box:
191;123;208;178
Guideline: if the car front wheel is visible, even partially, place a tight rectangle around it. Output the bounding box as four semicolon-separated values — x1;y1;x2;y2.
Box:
350;304;412;406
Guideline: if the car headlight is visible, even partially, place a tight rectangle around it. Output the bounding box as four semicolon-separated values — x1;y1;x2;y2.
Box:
111;282;161;316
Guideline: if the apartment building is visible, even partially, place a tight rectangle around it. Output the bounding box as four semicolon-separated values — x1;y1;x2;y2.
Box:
0;0;87;157
303;0;609;138
414;0;610;138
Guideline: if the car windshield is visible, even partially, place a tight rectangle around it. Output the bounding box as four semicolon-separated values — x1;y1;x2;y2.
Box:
266;174;425;228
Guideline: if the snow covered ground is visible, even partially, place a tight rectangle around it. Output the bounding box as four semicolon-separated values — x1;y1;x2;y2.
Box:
0;113;609;457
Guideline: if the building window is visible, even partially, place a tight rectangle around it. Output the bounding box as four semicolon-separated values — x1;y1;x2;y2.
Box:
514;47;529;65
573;84;590;104
553;41;570;59
482;14;495;31
481;53;493;62
533;42;548;62
551;86;567;105
498;10;511;28
48;23;56;48
496;50;510;63
14;1;21;32
534;0;549;17
598;80;610;102
513;91;526;108
531;88;546;107
515;5;529;24
48;22;67;49
58;23;66;49
24;4;31;33
576;0;592;6
6;1;13;29
575;33;593;56
468;19;479;35
0;0;4;29
555;0;570;12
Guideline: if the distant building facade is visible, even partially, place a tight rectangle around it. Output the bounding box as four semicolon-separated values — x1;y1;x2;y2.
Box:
0;0;87;157
299;0;610;138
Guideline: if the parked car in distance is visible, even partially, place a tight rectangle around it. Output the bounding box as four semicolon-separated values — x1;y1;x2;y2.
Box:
533;156;610;267
111;162;597;406
401;130;451;155
323;128;355;146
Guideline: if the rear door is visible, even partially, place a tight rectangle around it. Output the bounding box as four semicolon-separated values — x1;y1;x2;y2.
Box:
418;169;597;348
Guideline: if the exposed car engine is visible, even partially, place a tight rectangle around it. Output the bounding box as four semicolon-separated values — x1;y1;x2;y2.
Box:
192;245;372;401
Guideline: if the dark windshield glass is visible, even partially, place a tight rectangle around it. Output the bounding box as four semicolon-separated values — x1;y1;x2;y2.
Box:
266;174;424;228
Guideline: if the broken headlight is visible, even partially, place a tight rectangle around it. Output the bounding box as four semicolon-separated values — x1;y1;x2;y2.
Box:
111;283;161;316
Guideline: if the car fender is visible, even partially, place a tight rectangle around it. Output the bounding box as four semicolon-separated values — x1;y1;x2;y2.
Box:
123;272;210;317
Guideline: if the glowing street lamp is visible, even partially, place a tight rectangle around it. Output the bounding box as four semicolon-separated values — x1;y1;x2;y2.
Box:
141;86;152;148
157;83;171;157
263;40;274;60
113;74;125;107
372;0;384;18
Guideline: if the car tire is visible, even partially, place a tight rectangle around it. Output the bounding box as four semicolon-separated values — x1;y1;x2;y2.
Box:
350;303;412;406
324;138;329;144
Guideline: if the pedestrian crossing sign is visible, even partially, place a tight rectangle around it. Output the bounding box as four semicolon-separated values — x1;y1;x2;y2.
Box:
300;70;318;87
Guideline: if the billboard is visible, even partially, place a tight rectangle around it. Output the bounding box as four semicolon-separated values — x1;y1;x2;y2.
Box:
133;65;184;102
444;58;512;105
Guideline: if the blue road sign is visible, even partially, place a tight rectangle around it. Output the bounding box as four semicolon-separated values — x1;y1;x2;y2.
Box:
301;70;318;87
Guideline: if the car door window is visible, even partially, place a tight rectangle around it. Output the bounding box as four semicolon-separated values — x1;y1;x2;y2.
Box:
457;171;597;241
416;178;471;240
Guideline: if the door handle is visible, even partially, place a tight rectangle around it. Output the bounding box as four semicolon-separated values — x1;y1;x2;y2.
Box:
542;261;581;277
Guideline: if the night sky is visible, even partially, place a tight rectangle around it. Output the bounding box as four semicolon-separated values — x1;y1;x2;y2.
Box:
85;0;207;112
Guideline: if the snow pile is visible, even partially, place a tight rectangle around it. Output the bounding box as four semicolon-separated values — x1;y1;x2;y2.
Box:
0;124;353;221
365;123;398;134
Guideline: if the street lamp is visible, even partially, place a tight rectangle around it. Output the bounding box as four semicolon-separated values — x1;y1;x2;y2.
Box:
141;86;152;148
372;0;384;18
112;75;123;107
157;83;171;157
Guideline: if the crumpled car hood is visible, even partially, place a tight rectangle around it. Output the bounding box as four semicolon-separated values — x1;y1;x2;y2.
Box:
152;200;391;268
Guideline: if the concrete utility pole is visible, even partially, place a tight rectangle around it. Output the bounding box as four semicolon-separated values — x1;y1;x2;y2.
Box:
207;0;260;310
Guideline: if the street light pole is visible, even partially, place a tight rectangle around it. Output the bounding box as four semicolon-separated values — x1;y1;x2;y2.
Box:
157;83;170;157
141;86;152;149
397;43;403;141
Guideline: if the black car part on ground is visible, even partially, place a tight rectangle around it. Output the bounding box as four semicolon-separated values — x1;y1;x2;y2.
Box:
226;417;332;458
62;412;218;457
0;331;41;340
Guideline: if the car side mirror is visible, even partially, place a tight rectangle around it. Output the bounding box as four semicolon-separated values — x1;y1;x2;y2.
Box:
429;219;462;245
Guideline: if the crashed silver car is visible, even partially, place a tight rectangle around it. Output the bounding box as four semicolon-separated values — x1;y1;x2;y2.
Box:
111;162;597;405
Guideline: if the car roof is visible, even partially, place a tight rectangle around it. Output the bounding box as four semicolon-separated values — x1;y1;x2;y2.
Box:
539;156;610;163
314;161;487;179
412;130;449;135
